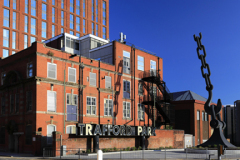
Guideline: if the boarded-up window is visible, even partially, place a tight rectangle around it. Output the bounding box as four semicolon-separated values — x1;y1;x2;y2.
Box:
90;72;96;86
47;91;56;112
47;63;57;79
68;67;76;83
105;76;111;89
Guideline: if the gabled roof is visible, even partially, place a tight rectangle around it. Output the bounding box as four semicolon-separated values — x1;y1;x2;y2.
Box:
171;90;207;102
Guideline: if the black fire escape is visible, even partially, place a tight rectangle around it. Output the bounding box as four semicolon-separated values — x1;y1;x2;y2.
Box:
140;70;174;128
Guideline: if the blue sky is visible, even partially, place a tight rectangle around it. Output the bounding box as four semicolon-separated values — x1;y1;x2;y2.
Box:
109;1;240;105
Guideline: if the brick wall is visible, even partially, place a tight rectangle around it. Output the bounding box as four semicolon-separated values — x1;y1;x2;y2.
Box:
52;129;184;153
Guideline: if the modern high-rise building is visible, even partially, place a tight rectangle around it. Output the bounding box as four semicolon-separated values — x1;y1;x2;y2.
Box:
0;0;109;58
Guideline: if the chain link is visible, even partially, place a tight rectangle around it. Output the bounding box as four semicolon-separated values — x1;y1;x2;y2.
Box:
194;33;213;92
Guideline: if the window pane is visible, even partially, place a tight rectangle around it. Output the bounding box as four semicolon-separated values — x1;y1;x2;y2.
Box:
4;0;10;7
3;9;10;27
12;31;16;49
42;3;47;20
13;12;17;29
31;0;36;16
3;49;9;58
31;18;36;35
42;22;47;38
3;29;9;47
24;35;28;49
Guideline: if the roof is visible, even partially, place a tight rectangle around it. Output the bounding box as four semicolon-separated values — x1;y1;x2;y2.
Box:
171;90;208;102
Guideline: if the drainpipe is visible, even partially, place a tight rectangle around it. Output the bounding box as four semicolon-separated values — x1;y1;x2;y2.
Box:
98;60;100;125
63;70;66;134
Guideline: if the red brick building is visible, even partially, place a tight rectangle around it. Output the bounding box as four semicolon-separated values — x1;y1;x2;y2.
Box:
0;34;179;155
0;0;109;58
171;90;223;146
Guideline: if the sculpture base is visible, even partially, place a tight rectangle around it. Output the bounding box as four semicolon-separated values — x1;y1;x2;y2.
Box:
197;127;236;148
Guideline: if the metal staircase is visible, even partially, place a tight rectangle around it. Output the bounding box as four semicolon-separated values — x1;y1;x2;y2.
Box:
139;70;174;127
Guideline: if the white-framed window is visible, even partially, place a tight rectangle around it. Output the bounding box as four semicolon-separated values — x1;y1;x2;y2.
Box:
138;56;144;71
138;104;145;120
47;62;57;79
123;102;130;118
138;82;143;95
1;72;6;85
105;76;111;89
68;67;76;83
66;125;76;134
47;124;56;144
202;111;205;121
27;63;33;78
66;93;78;121
90;72;96;86
150;60;156;76
87;97;96;115
123;51;130;74
123;80;130;99
197;110;200;120
47;91;56;112
104;99;112;116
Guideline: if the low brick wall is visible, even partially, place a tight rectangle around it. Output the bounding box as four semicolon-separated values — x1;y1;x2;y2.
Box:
52;129;184;153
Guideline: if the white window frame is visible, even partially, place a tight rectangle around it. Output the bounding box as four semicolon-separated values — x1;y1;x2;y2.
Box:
105;76;111;89
138;103;145;120
150;60;156;76
47;62;57;79
66;93;78;121
123;101;131;118
138;56;144;71
89;72;96;86
66;125;76;134
104;99;113;116
197;110;200;120
202;111;205;121
123;80;130;99
68;67;76;83
205;112;208;121
47;124;56;144
86;96;96;115
47;90;56;112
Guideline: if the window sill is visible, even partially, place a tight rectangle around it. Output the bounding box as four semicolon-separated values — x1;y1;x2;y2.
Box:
85;114;97;117
47;111;56;114
103;116;112;118
137;119;145;121
122;118;132;120
89;85;97;88
138;94;144;96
